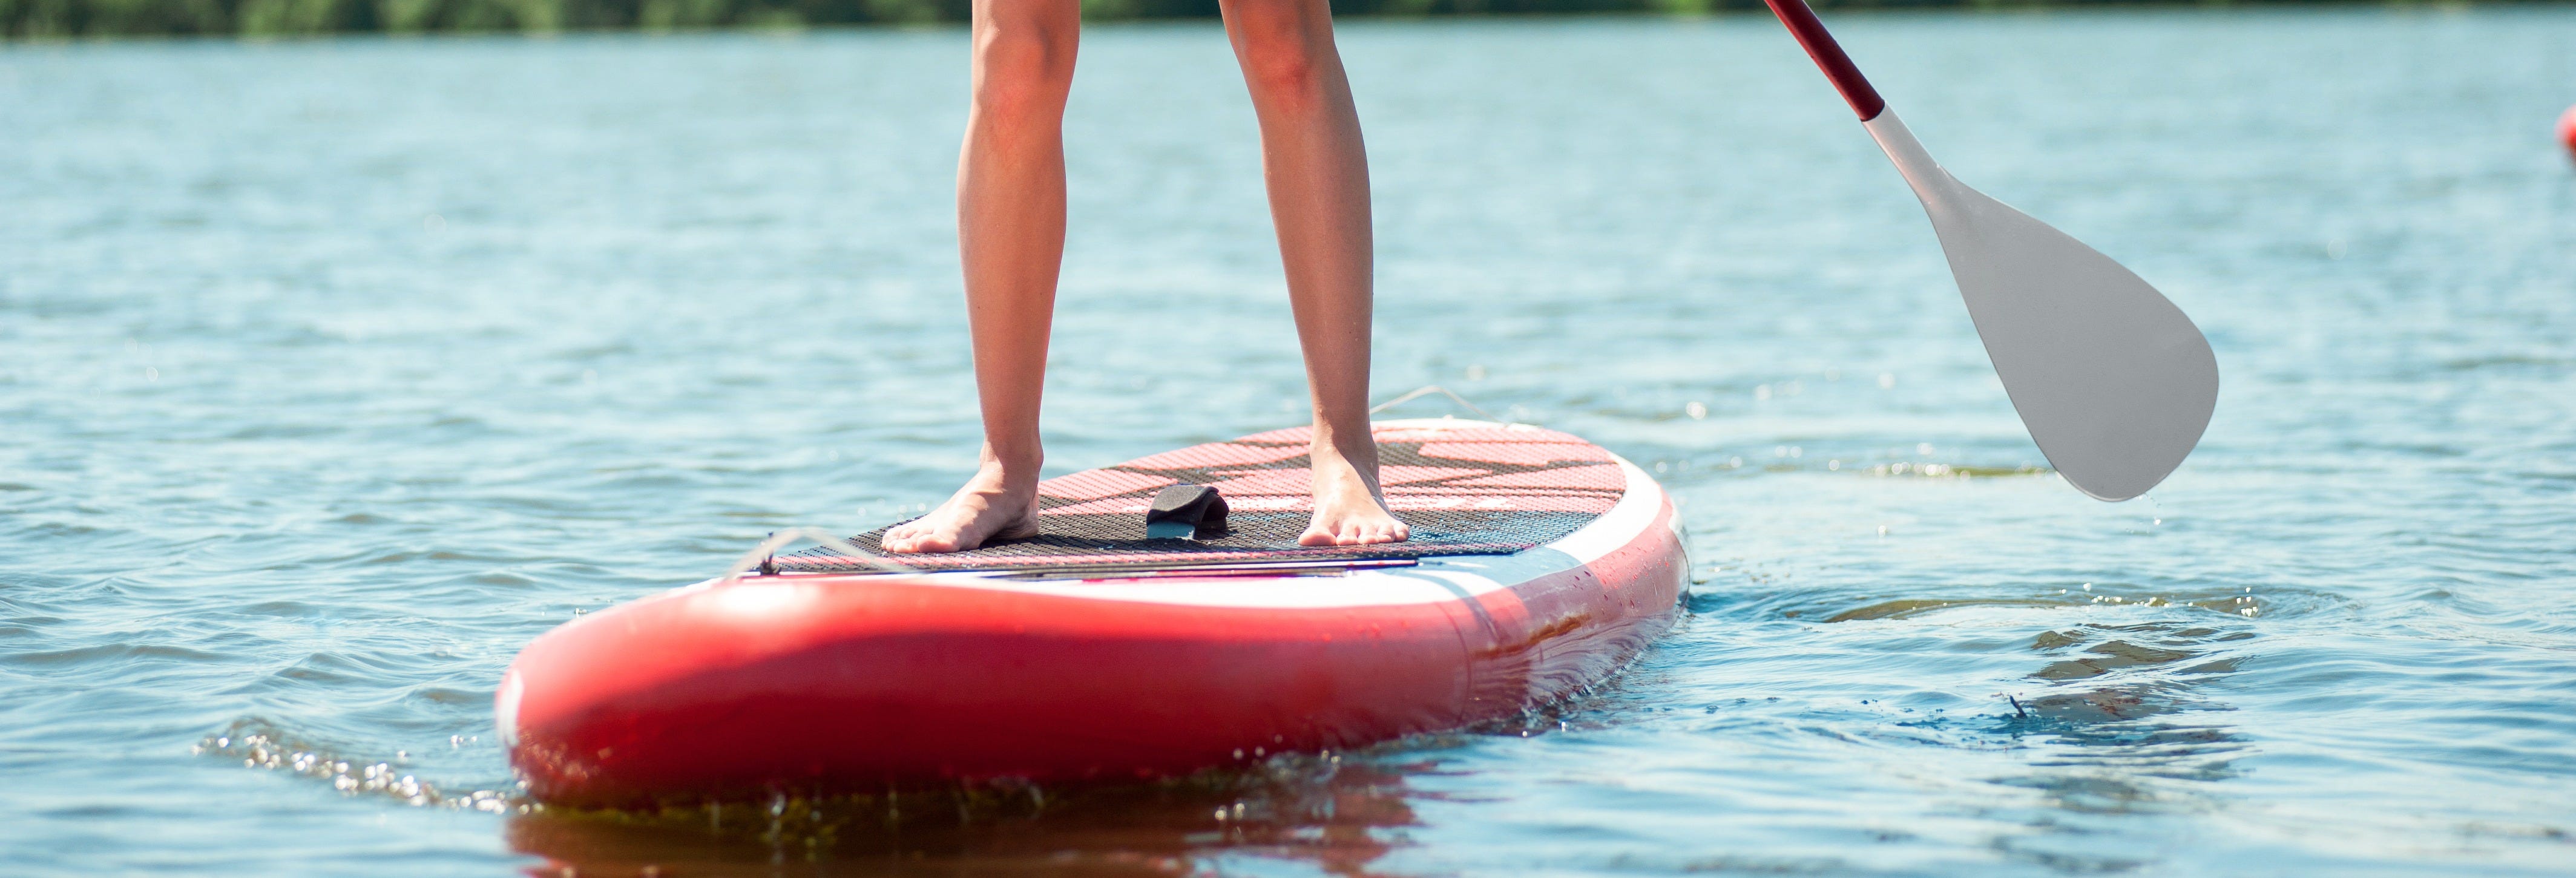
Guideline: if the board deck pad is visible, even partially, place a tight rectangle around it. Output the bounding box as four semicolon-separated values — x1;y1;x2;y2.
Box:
778;422;1627;573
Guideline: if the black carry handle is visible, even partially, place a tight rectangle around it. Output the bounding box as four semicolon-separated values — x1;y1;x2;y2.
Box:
1145;485;1229;540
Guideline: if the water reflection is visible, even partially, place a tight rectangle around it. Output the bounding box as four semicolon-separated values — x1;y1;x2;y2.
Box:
1988;621;2255;871
505;754;1425;877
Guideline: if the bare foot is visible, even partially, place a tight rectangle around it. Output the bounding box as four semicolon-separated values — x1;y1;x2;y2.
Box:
882;459;1041;554
1300;441;1410;547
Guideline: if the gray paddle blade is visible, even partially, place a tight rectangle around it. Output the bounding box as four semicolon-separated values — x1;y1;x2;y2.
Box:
1864;112;2219;501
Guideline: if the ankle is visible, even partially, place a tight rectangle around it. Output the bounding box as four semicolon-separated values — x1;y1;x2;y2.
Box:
973;452;1043;493
1308;434;1379;468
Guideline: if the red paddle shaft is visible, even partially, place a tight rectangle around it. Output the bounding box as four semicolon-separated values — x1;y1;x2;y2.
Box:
1762;0;1886;121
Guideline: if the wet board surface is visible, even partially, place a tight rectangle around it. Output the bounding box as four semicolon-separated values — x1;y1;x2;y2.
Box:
778;421;1628;572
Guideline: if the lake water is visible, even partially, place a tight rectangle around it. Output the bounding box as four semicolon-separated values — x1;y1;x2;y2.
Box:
6;7;2575;876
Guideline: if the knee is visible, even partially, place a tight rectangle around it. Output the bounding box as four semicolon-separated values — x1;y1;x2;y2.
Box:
1227;1;1328;103
971;16;1077;120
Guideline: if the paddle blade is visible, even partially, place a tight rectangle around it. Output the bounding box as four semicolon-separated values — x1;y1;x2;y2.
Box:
1865;113;2219;501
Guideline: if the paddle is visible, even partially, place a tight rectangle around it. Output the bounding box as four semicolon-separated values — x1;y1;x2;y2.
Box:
1760;0;2220;502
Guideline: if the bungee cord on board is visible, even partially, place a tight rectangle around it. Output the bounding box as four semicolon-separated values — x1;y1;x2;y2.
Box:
720;526;913;583
1367;385;1506;424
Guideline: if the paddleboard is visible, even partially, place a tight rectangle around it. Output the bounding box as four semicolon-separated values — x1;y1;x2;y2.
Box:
499;419;1686;807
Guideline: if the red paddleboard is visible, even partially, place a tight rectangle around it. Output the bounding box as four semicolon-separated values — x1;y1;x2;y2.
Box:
499;419;1686;807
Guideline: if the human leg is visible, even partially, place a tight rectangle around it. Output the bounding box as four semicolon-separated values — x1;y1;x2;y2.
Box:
1220;0;1407;546
883;0;1082;554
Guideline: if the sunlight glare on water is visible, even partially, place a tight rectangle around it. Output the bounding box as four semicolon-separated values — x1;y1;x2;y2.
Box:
4;7;2575;876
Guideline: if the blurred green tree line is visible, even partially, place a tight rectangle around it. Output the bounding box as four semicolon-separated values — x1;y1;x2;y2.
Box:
0;0;2383;39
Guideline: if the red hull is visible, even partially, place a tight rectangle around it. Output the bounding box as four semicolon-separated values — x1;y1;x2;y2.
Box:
501;429;1685;807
